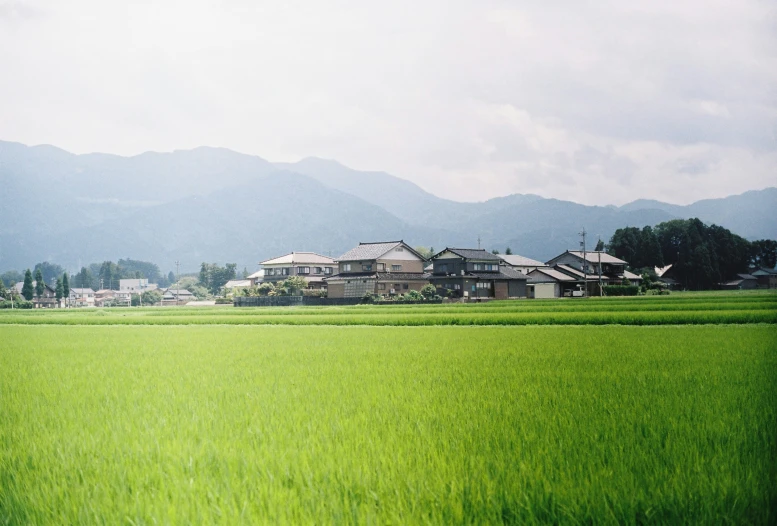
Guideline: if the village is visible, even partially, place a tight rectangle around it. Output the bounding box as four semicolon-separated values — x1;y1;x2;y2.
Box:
10;238;775;309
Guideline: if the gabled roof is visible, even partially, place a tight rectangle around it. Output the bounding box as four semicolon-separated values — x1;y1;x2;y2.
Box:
69;288;95;294
552;250;627;265
527;268;577;282
655;264;673;277
261;252;336;266
498;254;545;267
554;264;599;280
336;241;424;262
623;270;643;281
735;273;757;280
13;281;55;293
431;248;502;261
247;269;264;279
223;280;251;288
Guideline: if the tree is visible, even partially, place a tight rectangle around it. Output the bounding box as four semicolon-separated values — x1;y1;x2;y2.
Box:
414;246;434;260
34;269;44;297
55;278;64;303
505;247;513;255
257;282;275;296
1;270;23;288
78;267;93;289
198;262;237;294
420;284;437;300
0;279;6;298
282;276;308;295
21;269;34;301
33;262;65;285
62;273;70;304
749;239;777;269
491;249;500;255
141;289;162;306
594;239;605;252
168;271;175;284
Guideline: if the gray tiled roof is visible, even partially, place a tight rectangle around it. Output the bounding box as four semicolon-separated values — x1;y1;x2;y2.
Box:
527;268;577;282
336;241;418;262
434;248;502;261
326;272;430;281
498;254;545;267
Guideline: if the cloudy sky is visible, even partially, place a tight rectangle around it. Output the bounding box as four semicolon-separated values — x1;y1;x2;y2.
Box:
1;0;775;205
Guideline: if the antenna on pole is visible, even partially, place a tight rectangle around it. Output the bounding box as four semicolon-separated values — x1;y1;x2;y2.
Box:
477;235;481;250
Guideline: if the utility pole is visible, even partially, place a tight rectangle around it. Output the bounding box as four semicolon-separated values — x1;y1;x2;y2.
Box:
477;235;481;250
175;261;180;306
597;237;603;297
579;227;587;297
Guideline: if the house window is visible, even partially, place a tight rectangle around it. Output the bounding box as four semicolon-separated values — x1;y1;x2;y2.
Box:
395;247;404;252
297;267;310;274
476;282;490;289
281;268;290;276
313;267;322;274
391;265;402;271
342;264;351;272
439;264;448;272
377;283;385;290
403;284;409;289
377;263;385;271
474;263;483;271
325;267;333;274
453;284;461;290
362;264;372;271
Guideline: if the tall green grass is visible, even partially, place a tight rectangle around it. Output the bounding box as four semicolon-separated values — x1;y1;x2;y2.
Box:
1;325;775;523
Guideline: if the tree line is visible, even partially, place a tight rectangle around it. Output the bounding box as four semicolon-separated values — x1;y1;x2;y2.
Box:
608;218;777;290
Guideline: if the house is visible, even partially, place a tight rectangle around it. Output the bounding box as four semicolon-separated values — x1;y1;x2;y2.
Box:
69;288;96;307
429;248;527;299
546;250;639;294
751;267;777;289
160;287;196;305
12;281;60;308
654;264;680;289
93;289;131;307
720;274;759;290
325;241;430;298
525;267;580;298
259;252;336;290
247;269;264;287
223;279;251;292
119;279;158;293
497;254;546;275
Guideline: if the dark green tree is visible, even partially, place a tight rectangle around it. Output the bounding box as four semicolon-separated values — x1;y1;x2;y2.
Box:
33;262;65;285
168;271;175;283
21;269;34;301
594;239;605;252
55;278;64;303
749;239;777;268
62;273;70;301
505;247;513;255
34;269;44;297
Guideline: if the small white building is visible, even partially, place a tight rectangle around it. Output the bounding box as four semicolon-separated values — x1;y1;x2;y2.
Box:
119;279;158;293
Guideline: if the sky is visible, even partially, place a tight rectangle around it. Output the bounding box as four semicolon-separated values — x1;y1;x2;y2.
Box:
1;0;775;205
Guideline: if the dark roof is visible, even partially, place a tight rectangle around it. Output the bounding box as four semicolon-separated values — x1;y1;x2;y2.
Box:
736;273;757;280
430;270;526;281
326;272;430;281
336;241;425;262
554;264;600;281
432;248;502;261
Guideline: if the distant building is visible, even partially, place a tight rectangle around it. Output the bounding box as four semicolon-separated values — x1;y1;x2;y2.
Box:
751;268;777;289
497;254;546;275
720;274;759;290
69;288;96;307
259;252;336;290
12;281;61;308
119;279;158;293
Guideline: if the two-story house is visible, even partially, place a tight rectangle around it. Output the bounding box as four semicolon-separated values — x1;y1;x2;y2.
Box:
497;254;546;275
69;288;96;307
325;241;429;298
260;252;336;290
429;248;527;299
545;250;641;295
13;281;60;308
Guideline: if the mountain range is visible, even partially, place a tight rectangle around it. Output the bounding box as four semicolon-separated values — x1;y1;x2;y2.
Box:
1;140;775;274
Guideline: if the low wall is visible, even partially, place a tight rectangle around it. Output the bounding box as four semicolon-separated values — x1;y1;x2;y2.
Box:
233;297;443;307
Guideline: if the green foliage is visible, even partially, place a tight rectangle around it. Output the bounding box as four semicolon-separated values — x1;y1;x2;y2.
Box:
282;276;308;295
21;269;34;301
420;284;437;300
55;279;64;302
77;267;93;289
257;283;275;296
199;262;237;294
34;269;44;297
141;289;163;306
603;285;640;296
0;299;33;309
505;247;513;255
414;246;434;260
0;324;774;523
402;290;424;301
62;273;70;299
608;226;664;269
33;262;65;286
131;294;141;307
1;270;23;288
749;239;777;269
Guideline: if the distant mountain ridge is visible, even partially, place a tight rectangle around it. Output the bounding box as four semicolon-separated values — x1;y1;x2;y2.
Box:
1;140;774;273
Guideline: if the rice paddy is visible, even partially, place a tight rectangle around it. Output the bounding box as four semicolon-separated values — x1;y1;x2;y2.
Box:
1;293;775;523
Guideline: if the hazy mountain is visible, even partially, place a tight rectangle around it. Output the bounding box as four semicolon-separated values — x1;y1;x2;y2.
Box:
1;140;774;273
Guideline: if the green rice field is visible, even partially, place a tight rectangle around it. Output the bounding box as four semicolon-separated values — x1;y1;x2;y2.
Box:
1;293;775;523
